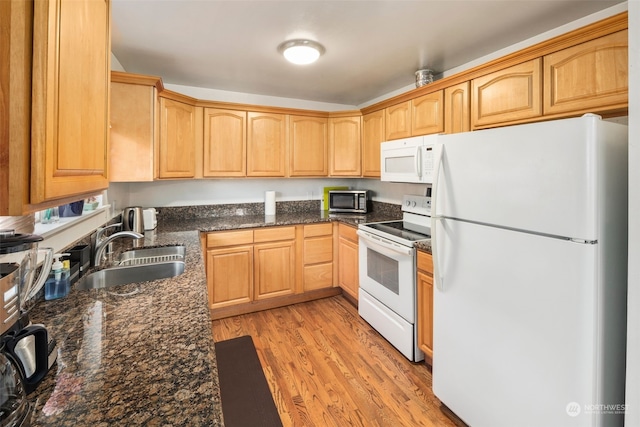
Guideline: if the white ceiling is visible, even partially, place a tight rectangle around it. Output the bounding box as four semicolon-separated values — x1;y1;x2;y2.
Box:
111;0;625;107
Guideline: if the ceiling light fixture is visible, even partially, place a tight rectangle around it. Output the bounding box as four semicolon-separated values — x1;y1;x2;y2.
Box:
278;39;325;65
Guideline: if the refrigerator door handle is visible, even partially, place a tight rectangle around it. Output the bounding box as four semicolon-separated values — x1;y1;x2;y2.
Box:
431;143;445;290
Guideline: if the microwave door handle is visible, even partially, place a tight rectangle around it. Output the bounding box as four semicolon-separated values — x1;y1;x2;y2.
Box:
415;146;422;178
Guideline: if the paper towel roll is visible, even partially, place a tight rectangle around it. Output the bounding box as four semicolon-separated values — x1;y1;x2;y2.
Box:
265;191;276;215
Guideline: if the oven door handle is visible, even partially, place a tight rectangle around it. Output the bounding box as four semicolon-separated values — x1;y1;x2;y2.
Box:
357;230;414;257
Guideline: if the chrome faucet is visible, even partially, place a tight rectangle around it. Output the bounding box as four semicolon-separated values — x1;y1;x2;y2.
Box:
93;224;143;267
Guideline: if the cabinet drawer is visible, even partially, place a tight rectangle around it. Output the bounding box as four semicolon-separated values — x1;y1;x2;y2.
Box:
304;263;333;291
338;223;358;243
304;222;333;238
207;230;253;247
304;236;333;264
417;251;433;274
254;226;296;243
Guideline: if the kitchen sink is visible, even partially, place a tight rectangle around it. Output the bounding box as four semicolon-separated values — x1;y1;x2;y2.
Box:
117;245;186;266
76;261;185;291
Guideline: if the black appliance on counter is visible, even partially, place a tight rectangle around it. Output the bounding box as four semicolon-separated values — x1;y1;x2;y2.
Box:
0;230;58;395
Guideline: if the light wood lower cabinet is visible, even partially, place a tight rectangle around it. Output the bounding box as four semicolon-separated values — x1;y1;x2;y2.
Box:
254;240;296;300
206;245;253;309
206;227;295;308
205;223;339;319
303;223;334;291
417;250;434;362
471;58;542;129
253;225;296;300
337;223;359;301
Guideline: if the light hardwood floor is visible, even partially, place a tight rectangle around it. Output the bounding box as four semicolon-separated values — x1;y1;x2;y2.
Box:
212;295;458;427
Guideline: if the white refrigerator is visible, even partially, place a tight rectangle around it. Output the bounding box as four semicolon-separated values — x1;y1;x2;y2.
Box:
431;115;628;427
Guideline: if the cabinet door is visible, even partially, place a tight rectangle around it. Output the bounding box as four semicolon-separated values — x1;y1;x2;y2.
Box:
110;80;158;182
362;110;384;178
411;91;444;136
254;241;296;300
1;0;31;215
203;108;247;177
289;115;328;177
338;223;359;300
329;116;361;176
444;81;470;134
207;246;253;310
385;101;411;140
158;97;196;178
31;0;110;203
247;112;287;177
417;270;434;359
338;236;359;300
471;58;542;129
543;30;628;117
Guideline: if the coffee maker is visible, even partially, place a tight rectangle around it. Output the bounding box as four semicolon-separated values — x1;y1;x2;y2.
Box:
0;229;58;394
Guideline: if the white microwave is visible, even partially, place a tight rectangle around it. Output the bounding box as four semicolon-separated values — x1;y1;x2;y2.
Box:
380;135;438;183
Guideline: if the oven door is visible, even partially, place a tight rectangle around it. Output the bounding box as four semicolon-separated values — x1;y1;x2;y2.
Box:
357;229;416;323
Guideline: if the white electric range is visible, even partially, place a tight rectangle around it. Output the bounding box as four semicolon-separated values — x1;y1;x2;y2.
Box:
357;194;431;362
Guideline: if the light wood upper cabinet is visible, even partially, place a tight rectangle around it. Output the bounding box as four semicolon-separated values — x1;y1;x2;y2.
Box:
543;30;628;117
385;101;412;140
247;112;287;177
203;108;247;177
1;0;32;215
471;58;542;129
444;81;471;134
362;110;385;178
289;115;328;177
30;0;111;203
411;91;444;136
110;73;161;182
158;96;197;178
329;116;362;176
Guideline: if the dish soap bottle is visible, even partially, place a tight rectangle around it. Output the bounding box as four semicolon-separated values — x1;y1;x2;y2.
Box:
45;253;70;300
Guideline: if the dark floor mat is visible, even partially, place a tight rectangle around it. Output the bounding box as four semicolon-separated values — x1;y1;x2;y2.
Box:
214;335;283;427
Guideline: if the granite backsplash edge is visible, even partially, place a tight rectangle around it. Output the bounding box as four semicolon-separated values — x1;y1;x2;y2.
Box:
157;200;401;221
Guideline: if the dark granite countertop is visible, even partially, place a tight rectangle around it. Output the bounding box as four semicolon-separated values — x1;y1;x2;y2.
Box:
26;209;403;426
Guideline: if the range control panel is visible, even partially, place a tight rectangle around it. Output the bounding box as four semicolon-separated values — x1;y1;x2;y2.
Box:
401;194;431;216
